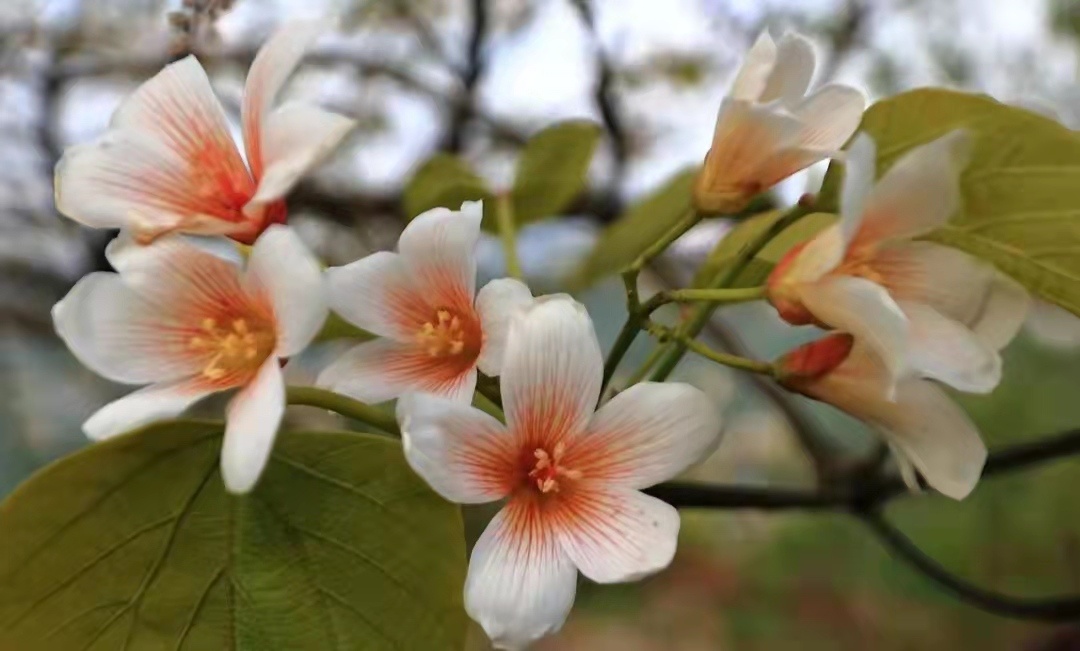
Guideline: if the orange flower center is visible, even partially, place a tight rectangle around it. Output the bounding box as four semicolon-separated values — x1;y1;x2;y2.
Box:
189;317;275;383
415;308;480;358
526;442;582;494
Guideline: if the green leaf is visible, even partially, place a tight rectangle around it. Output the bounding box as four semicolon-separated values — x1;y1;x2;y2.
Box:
818;88;1080;316
0;421;467;651
403;153;492;223
512;120;602;224
691;210;836;289
571;167;698;290
315;311;374;343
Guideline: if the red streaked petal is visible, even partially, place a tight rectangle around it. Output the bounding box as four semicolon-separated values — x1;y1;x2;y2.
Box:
550;486;680;584
325;251;432;340
398;202;483;307
465;500;577;650
397;392;516;503
83;378;216;441
317;338;477;405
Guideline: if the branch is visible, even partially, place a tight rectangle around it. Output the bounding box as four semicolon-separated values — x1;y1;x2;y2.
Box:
570;0;628;185
444;0;488;152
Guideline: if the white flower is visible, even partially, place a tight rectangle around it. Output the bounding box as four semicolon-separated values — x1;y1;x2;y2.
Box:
317;201;534;404
54;22;355;244
52;226;327;493
397;296;723;649
767;130;1030;393
695;31;864;213
778;334;987;499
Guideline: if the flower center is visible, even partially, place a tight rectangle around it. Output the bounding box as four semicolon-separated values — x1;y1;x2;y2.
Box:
415;308;471;358
527;442;582;494
189;317;275;382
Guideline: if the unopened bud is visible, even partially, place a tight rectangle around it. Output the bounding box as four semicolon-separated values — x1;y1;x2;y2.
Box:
775;333;854;389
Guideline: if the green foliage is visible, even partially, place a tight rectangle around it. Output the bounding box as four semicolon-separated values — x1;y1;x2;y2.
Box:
691;211;836;289
315;311;374;342
819;88;1080;317
403;153;492;225
0;421;467;651
571;167;699;289
512;120;602;224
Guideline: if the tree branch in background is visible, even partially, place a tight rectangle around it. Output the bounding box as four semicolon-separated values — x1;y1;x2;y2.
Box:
443;0;488;152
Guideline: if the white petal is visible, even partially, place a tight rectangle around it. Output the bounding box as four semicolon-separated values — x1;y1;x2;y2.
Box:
316;338;477;404
501;296;602;443
798;276;909;392
475;277;535;377
83;379;214;440
397;392;514;503
247;102;354;205
55;56;254;240
553;488;680;584
971;272;1030;350
398;202;482;300
53;272;199;384
465;502;578;650
838;132;876;245
878;379;987;500
106;231;243;272
577;382;722;489
325;251;426;340
221;358;285;494
246;225;328;356
791;84;865;152
854;129;972;247
759;32;815;106
730;31;777;101
242;21;326;176
901;301;1001;393
778;223;845;284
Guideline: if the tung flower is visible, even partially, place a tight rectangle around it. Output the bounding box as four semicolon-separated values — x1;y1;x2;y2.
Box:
52;226;327;493
694;31;864;213
318;201;533;404
767;130;1030;393
54;23;355;245
777;334;987;500
398;296;722;649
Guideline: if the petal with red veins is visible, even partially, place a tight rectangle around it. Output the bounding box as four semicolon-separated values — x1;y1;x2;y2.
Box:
83;378;215;440
317;338;477;404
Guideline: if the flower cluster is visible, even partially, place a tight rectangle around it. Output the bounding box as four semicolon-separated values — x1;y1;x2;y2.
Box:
48;23;1029;650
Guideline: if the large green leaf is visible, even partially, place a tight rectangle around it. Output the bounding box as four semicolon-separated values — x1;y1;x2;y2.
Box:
403;153;492;224
570;167;698;289
0;421;467;651
691;210;836;289
819;88;1080;316
512;120;602;224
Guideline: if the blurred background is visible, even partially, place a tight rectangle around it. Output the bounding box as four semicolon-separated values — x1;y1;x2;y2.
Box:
3;0;1080;648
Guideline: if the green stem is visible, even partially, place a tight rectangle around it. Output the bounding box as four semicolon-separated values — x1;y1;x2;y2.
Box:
649;202;813;381
643;285;766;313
600;270;643;395
285;386;400;436
645;322;775;377
495;194;524;279
629;206;700;272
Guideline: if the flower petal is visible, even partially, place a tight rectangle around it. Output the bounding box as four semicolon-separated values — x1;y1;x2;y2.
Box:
398;202;483;303
221;357;285;494
853;129;972;249
838;132;876;244
501;296;602;445
971;272;1030;351
53;272;200;384
397;392;515;503
465;501;577;650
798;275;909;392
83;379;215;440
242;21;326;178
55;56;254;240
246;225;328;356
475;277;535;377
553;487;680;584
791;84;865;153
759;32;815;106
247;102;355;206
316;338;477;404
325;251;428;340
730;31;777;101
878;379;987;500
572;382;722;489
901;301;1001;393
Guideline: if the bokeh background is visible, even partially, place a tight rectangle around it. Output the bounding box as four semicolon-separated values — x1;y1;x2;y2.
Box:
3;0;1080;648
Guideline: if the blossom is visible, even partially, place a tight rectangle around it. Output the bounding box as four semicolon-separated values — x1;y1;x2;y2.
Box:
777;334;986;499
317;201;534;404
52;226;327;493
397;296;722;649
767;130;1030;392
54;22;355;245
694;31;864;214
